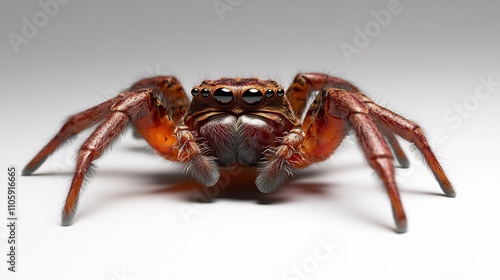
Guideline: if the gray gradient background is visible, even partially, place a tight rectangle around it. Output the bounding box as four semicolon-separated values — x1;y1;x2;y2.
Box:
1;1;499;279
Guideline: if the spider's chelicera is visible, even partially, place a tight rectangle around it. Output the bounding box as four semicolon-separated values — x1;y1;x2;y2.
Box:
23;73;456;233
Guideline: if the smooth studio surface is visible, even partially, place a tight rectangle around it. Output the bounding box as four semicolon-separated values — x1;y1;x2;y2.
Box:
1;1;499;279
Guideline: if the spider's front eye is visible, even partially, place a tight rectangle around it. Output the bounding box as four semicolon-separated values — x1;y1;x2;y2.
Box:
191;88;199;96
213;88;234;105
201;88;210;97
265;89;274;98
242;88;263;105
276;89;285;97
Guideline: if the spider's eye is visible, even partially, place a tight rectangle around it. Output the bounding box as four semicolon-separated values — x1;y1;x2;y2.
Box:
200;88;210;97
191;88;199;96
242;88;263;105
276;89;285;97
213;88;234;105
265;89;274;98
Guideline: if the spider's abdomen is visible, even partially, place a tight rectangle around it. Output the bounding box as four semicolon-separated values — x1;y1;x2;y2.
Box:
198;114;280;166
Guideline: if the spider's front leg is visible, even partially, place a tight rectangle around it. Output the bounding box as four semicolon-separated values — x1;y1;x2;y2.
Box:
62;89;218;225
22;95;125;175
260;73;455;233
24;76;219;225
286;73;410;167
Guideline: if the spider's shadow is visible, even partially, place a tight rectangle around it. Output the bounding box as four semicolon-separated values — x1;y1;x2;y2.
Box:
143;167;333;205
31;166;334;218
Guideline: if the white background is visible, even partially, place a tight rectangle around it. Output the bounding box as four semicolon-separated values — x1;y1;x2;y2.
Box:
1;1;499;279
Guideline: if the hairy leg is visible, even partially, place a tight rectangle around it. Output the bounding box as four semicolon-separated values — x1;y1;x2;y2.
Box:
129;76;190;124
61;89;150;225
286;73;409;164
257;73;362;193
22;95;125;175
326;88;407;232
366;102;455;197
23;76;189;175
258;85;408;232
380;128;410;168
62;107;129;225
260;73;454;232
286;73;360;121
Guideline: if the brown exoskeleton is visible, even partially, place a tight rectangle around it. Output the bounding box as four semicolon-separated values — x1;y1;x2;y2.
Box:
23;73;456;233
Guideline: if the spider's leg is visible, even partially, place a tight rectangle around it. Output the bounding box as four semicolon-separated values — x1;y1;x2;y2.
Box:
257;73;359;192
259;84;408;232
286;73;409;166
61;86;218;225
60;90;147;225
130;76;190;124
128;76;219;187
365;101;456;197
380;128;410;168
128;76;190;140
286;73;360;121
22;95;125;175
324;88;407;232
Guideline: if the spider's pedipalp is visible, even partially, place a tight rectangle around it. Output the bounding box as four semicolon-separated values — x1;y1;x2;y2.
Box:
175;126;220;186
256;128;304;193
184;154;220;187
256;157;294;193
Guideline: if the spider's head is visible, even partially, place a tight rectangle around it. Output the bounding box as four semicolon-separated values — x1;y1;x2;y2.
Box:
184;77;297;127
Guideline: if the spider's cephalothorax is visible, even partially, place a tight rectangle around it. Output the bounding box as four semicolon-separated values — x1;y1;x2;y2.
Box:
23;73;456;233
185;78;297;167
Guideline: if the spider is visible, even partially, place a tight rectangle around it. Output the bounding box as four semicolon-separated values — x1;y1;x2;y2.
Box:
23;73;455;233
